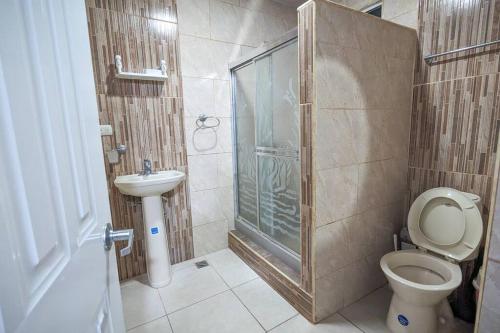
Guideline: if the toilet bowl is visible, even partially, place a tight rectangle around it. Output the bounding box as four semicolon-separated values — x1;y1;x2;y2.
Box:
380;188;483;333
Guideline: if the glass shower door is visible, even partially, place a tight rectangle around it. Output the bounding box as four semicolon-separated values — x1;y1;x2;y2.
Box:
255;40;300;254
232;38;300;257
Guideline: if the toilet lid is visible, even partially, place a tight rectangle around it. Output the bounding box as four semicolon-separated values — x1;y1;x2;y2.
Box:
408;187;483;262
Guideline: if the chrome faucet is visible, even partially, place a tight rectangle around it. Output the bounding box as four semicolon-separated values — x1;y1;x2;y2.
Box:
139;159;153;176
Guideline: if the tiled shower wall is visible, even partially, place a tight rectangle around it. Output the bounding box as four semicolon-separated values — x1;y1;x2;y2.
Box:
176;0;297;257
408;0;500;227
85;0;193;280
408;0;500;321
298;0;416;321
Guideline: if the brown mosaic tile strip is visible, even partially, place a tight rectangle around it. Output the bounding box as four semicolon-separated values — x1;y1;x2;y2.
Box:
407;167;492;228
299;1;315;104
86;7;182;97
229;231;314;322
300;104;314;293
409;74;500;176
86;0;177;23
415;0;500;85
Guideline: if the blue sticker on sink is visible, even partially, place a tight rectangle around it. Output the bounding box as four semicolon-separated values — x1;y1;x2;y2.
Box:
398;314;409;326
151;227;159;235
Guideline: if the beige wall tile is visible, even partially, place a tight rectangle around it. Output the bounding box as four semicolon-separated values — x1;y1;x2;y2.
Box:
381;0;418;22
191;188;226;226
193;220;229;257
187;154;218;191
183;77;215;117
177;0;210;38
316;109;357;170
315;218;352;278
316;166;358;226
315;269;345;320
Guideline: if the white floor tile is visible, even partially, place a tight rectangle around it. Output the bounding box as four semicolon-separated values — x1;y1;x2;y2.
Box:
205;249;258;287
270;314;363;333
121;279;166;329
158;266;228;313
233;278;298;330
168;291;264;333
127;316;172;333
339;286;392;333
340;285;474;333
171;256;206;272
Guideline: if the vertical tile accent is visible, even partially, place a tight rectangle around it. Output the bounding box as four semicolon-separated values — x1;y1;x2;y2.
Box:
299;1;315;104
86;0;193;281
299;0;316;295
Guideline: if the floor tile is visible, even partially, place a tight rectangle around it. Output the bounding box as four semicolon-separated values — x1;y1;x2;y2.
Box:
205;248;258;287
339;286;391;333
127;316;172;333
168;291;264;333
121;279;166;329
233;278;298;330
270;313;363;333
340;285;474;333
171;255;206;272
158;266;228;313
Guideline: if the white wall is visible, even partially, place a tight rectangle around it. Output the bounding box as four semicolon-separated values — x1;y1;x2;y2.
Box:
177;0;298;257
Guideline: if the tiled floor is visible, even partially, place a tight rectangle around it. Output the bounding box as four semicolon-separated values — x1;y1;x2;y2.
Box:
121;248;474;333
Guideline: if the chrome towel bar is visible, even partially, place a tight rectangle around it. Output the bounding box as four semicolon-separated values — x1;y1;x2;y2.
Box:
424;39;500;64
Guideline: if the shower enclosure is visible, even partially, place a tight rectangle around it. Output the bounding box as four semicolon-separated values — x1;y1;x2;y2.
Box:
230;30;300;270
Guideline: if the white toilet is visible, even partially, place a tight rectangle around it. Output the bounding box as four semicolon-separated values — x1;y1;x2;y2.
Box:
380;187;483;333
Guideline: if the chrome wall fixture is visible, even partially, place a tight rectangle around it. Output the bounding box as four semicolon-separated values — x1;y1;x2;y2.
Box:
195;114;220;130
424;39;500;64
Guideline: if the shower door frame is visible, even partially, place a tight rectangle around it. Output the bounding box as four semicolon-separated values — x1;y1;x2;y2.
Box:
229;29;301;272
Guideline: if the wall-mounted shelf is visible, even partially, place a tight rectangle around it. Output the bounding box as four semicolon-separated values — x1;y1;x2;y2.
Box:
114;55;168;81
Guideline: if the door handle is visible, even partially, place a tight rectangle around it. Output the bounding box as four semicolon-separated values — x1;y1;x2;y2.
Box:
104;223;134;256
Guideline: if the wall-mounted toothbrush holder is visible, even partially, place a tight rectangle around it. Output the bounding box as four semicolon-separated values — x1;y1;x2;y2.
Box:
196;114;220;130
114;55;168;81
107;144;127;164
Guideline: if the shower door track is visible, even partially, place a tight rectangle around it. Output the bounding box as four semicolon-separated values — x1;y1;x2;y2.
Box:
230;28;300;273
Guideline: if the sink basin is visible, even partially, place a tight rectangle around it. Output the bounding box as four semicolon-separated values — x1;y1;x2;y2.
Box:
114;170;185;197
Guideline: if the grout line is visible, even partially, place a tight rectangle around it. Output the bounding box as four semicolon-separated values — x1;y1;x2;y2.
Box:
126;313;166;331
166;287;231;316
338;312;366;333
229;288;268;332
265;313;301;332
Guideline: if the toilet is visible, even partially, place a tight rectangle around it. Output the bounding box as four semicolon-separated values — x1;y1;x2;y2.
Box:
380;187;483;333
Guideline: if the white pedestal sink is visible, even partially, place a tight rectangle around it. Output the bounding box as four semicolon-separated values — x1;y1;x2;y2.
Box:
114;170;185;288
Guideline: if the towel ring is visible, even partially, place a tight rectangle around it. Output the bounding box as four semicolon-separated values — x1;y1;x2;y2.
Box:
196;114;220;130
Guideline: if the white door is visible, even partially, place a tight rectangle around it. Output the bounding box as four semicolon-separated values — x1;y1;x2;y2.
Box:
0;0;126;332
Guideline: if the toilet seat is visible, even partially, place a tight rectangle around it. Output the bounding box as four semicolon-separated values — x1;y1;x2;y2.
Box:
408;187;483;262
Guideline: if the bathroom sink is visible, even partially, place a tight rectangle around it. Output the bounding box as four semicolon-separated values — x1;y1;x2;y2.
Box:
114;170;185;197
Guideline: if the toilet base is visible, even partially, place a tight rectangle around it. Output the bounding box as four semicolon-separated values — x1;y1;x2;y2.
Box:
386;293;440;333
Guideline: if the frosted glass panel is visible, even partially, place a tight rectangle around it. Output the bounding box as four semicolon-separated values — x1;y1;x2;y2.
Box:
234;64;257;226
256;40;299;150
233;39;300;255
258;155;300;253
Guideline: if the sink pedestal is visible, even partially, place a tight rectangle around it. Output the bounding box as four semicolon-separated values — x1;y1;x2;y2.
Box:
142;196;171;288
